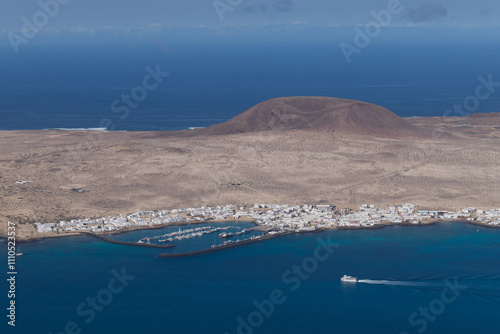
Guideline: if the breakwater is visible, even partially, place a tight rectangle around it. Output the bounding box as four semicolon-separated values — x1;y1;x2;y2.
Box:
81;232;176;249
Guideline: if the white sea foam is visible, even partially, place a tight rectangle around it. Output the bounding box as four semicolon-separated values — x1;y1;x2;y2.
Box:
47;127;109;131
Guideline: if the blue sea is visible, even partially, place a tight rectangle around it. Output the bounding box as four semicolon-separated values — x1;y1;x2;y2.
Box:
3;222;500;334
1;43;500;131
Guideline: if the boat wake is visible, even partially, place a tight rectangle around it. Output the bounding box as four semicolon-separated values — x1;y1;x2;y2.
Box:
357;280;446;288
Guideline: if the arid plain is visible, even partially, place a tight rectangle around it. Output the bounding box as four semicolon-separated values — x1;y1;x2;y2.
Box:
1;97;500;239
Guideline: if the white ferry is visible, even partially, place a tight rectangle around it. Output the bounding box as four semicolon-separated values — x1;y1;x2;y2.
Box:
341;275;358;283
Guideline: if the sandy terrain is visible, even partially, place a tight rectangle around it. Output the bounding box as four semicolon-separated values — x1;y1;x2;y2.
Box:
1;98;500;240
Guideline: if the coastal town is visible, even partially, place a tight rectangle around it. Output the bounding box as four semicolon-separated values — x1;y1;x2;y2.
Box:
35;203;500;237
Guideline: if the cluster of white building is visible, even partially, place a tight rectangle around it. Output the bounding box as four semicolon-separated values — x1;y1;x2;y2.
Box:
476;209;500;226
34;206;238;234
35;212;187;233
34;203;500;234
246;204;335;232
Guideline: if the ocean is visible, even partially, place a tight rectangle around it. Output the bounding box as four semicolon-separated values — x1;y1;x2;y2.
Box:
1;43;500;131
2;42;500;334
4;222;500;334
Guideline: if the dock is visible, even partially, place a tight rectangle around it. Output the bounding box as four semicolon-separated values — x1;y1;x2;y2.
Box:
157;232;293;258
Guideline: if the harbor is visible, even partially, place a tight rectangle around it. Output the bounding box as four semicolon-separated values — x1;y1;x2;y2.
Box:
26;203;499;255
136;225;248;244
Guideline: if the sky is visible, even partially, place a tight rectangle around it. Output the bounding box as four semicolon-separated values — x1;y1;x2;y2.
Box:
1;0;499;46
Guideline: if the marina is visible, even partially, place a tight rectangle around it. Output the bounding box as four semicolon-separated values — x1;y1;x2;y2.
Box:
138;225;245;244
27;204;500;256
157;231;293;258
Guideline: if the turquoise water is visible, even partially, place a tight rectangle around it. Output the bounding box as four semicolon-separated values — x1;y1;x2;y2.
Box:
3;222;500;333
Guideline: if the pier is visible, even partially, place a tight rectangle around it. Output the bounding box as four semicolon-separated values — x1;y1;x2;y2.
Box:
157;232;294;258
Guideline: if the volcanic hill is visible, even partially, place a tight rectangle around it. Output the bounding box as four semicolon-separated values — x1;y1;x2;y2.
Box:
192;96;429;139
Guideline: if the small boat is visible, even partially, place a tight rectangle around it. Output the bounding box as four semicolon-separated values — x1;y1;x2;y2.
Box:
341;275;358;283
158;239;167;243
16;253;23;256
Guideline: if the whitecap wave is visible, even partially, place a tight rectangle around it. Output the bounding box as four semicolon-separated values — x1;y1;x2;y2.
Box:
47;127;109;131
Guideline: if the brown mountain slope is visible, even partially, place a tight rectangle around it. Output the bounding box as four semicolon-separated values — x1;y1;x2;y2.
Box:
195;96;430;139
